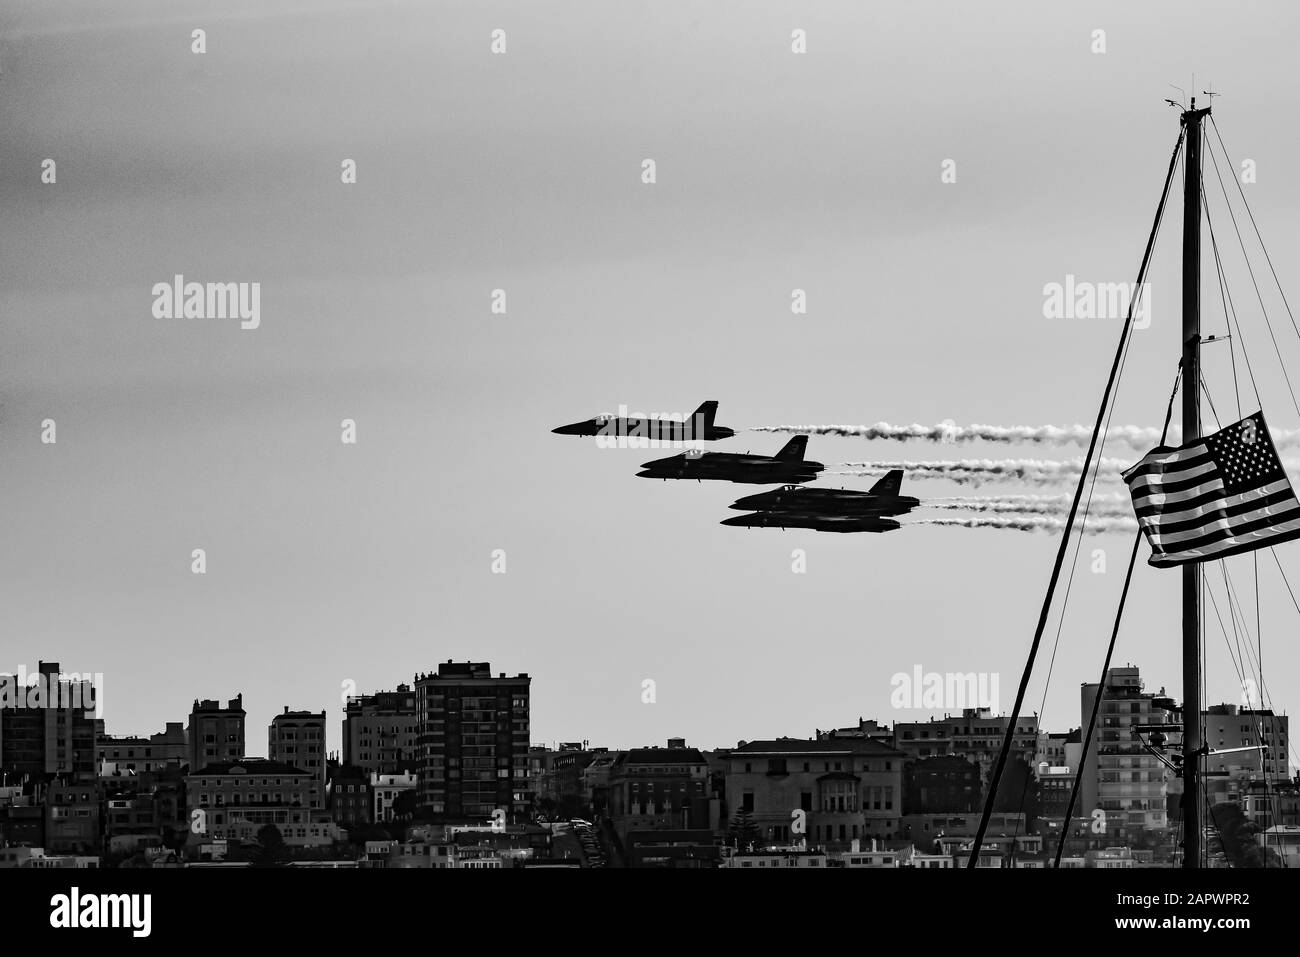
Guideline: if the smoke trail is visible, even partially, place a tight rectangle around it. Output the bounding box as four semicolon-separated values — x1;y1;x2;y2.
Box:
751;422;1164;450
831;457;1134;487
754;421;1300;451
910;515;1139;534
925;497;1132;516
927;492;1130;506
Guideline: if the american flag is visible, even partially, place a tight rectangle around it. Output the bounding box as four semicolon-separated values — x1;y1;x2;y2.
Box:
1122;411;1300;567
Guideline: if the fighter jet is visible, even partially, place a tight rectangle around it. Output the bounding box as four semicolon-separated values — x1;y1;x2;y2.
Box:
728;470;919;516
637;435;823;484
720;511;901;533
551;400;735;441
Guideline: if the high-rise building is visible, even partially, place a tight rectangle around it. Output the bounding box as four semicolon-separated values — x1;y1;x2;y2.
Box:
342;684;417;774
187;694;245;773
269;707;327;783
0;661;97;783
414;661;531;821
1079;666;1178;840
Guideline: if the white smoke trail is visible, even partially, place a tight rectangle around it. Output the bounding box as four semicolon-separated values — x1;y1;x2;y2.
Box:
927;492;1130;506
751;422;1164;450
755;421;1300;451
836;456;1300;487
910;514;1140;534
832;458;1134;487
925;497;1132;516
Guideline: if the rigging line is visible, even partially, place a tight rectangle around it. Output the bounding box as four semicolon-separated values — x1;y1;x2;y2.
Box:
1201;374;1223;430
1221;560;1297;776
1221;567;1256;703
1206;215;1243;419
1203;575;1275;862
1212;565;1281;836
1050;532;1142;870
1052;363;1182;868
1204;135;1300;418
1209;116;1300;341
1012;261;1157;847
1022;253;1153;832
1226;288;1243;419
966;127;1186;868
1243;544;1300;838
1252;549;1270;859
1205;188;1264;407
1220;568;1296;776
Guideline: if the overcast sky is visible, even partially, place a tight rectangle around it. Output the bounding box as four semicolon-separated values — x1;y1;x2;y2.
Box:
4;0;1300;762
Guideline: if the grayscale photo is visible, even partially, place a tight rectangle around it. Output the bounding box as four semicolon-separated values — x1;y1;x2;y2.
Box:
1;0;1291;940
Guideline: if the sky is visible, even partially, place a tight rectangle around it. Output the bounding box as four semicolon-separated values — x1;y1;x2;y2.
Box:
4;0;1300;763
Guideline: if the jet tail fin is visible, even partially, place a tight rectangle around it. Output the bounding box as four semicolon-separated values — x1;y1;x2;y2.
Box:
691;400;718;430
774;434;808;461
868;469;903;496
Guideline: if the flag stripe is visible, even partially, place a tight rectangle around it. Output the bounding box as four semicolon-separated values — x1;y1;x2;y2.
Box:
1142;497;1300;546
1128;463;1221;498
1123;445;1212;482
1134;482;1298;529
1149;515;1300;566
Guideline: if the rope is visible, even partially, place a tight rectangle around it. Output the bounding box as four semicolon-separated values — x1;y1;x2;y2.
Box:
1210;116;1300;341
1203;135;1300;417
966;128;1187;868
1052;364;1182;867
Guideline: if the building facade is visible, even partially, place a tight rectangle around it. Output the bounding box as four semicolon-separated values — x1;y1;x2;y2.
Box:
607;741;713;841
185;759;330;847
269;708;327;783
187;695;246;773
343;684;418;775
1079;666;1178;840
1204;704;1289;779
414;662;531;821
0;662;97;782
725;737;906;849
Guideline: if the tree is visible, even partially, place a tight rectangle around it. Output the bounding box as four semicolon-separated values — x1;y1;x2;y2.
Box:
728;810;760;849
392;790;417;822
1208;802;1284;868
250;823;290;867
991;758;1040;824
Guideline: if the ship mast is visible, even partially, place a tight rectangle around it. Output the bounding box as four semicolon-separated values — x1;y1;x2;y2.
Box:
1180;98;1211;868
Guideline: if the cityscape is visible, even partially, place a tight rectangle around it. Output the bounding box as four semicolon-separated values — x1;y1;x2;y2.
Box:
0;658;1293;869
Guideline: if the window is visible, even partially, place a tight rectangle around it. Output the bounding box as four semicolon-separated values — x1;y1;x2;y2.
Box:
800;791;812;812
741;791;754;813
